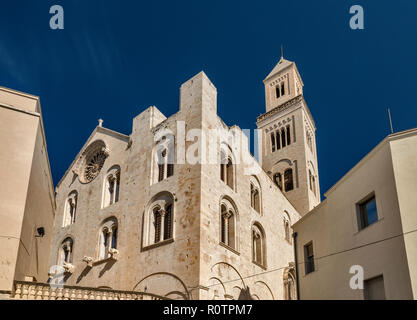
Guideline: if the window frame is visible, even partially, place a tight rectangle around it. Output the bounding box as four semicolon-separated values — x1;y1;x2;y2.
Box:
357;193;378;231
304;242;315;275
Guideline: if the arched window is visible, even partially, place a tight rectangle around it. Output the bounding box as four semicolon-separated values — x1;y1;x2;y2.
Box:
220;145;235;190
271;132;276;152
284;169;294;192
284;267;297;300
276;86;281;98
63;191;77;227
98;217;118;260
284;212;292;243
281;83;285;96
276;130;281;150
220;202;236;250
273;173;283;191
286;125;291;145
154;135;175;184
250;177;261;214
153;203;173;244
58;237;73;266
103;166;120;208
281;128;286;148
143;192;174;248
252;223;266;267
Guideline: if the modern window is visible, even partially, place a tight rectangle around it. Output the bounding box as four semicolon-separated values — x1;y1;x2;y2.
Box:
63;191;78;227
364;275;386;300
304;242;315;274
357;195;378;230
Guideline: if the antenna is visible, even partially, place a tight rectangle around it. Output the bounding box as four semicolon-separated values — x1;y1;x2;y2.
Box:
281;45;284;59
387;108;394;134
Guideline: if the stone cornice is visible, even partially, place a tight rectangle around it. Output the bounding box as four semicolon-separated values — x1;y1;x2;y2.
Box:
257;95;303;123
257;94;316;129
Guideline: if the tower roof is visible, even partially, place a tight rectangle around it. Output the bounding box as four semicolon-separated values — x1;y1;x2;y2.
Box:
264;57;294;82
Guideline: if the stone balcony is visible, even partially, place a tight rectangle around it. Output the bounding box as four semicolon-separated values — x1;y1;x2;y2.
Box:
10;281;169;300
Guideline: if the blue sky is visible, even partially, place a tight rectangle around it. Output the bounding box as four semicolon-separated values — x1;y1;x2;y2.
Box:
1;0;416;198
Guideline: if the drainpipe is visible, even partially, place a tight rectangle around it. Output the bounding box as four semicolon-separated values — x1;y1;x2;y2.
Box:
292;232;300;300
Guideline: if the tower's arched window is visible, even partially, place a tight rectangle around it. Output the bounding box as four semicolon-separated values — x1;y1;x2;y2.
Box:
276;86;281;98
103;166;120;208
276;130;281;150
281;128;287;148
252;223;266;267
273;173;283;191
220;200;237;250
58;237;73;266
220;145;235;190
284;168;294;192
271;132;276;152
281;83;285;96
143;192;174;248
63;191;78;227
98;217;118;260
286;125;291;145
154;135;175;184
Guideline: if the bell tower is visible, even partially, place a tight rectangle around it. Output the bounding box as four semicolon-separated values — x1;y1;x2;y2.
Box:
257;56;320;215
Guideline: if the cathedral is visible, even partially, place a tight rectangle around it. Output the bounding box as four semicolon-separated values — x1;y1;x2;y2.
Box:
46;56;319;300
2;54;416;300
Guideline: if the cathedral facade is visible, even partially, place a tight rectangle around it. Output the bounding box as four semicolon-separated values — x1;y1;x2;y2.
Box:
48;57;320;300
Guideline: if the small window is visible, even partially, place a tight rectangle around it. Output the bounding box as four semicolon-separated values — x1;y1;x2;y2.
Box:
286;125;291;145
284;169;294;192
304;242;315;274
364;275;386;300
276;131;281;150
357;195;378;230
276;86;281;98
281;83;285;96
281;128;286;148
273;173;283;191
271;132;276;152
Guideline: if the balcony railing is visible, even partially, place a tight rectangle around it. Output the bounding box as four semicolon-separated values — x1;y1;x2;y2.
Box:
10;281;170;300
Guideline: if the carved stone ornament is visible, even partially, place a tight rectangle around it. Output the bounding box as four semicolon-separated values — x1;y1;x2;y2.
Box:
62;262;75;274
83;256;94;267
108;248;120;261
